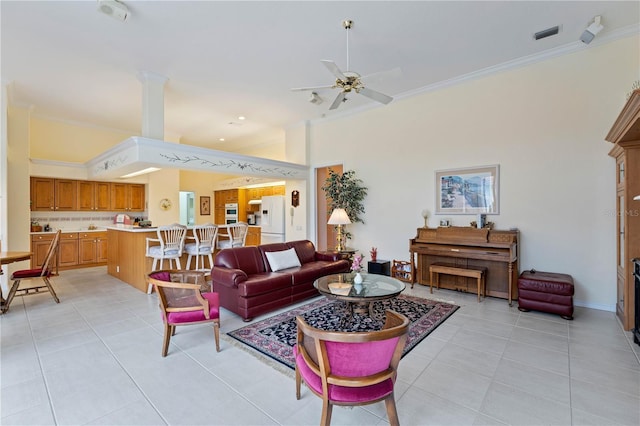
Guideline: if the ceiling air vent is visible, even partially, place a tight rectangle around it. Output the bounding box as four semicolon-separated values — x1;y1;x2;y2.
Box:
534;25;560;40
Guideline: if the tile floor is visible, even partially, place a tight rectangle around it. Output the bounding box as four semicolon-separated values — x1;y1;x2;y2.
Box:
1;266;639;425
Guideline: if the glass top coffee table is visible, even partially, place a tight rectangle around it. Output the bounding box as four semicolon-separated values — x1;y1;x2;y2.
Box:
314;273;406;321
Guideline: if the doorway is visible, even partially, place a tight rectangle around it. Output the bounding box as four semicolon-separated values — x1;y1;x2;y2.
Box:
315;164;343;251
179;191;195;226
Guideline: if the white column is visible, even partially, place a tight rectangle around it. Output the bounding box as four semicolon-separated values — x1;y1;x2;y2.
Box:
137;71;168;140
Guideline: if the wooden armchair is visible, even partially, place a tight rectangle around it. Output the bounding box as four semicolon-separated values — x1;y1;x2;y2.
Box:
147;270;220;357
294;310;409;426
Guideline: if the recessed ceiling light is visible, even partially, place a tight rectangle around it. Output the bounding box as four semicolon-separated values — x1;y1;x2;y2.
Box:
238;116;246;120
219;138;225;142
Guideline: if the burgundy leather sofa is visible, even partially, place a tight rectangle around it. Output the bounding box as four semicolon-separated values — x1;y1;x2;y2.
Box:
211;240;349;321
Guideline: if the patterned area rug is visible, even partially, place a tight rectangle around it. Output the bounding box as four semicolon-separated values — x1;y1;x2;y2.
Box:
226;294;459;371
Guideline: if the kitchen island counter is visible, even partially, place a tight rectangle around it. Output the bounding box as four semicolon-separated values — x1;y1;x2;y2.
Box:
107;227;158;292
107;224;262;292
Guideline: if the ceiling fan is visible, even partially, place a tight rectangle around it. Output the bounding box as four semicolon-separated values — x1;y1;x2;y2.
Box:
292;19;394;110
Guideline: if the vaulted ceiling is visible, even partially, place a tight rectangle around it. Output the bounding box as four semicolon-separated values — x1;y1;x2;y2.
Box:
2;1;639;151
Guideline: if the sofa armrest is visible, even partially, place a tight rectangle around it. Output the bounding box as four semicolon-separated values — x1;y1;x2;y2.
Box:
211;267;248;288
315;251;341;262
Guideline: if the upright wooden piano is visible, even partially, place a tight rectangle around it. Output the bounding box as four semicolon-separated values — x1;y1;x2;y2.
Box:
410;226;519;304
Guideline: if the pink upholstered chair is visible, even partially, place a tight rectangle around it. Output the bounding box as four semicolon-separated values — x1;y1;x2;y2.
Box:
147;270;220;357
5;230;61;313
294;310;409;426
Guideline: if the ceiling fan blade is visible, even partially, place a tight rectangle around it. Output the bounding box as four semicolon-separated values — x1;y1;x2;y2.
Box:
321;60;347;81
358;87;393;105
329;92;347;110
290;84;335;92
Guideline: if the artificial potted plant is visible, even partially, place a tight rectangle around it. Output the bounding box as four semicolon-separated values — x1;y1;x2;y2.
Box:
322;169;368;247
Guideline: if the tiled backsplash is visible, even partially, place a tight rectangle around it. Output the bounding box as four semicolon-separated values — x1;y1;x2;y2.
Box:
30;212;147;231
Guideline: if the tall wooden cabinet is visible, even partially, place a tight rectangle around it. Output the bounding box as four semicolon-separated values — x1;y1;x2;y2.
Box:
606;89;640;331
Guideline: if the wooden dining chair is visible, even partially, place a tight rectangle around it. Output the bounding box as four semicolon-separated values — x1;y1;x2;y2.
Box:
294;310;409;426
5;230;61;313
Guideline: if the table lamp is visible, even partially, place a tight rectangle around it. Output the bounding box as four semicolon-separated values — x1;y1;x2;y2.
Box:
327;208;351;251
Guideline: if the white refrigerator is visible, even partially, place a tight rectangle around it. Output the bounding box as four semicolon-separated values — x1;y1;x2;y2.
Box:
260;195;286;243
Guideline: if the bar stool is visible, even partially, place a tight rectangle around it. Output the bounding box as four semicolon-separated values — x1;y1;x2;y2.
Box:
185;223;218;271
145;224;187;293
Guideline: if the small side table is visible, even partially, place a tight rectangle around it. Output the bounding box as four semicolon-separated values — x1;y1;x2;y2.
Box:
368;260;391;276
338;248;356;263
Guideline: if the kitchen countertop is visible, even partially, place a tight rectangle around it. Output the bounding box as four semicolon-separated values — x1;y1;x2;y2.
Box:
31;228;108;235
31;224;262;235
104;225;157;233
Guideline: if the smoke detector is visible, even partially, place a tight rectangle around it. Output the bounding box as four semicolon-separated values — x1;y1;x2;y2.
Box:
97;0;129;22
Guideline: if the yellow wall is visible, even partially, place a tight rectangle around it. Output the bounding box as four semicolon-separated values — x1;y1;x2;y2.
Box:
179;170;218;224
7;106;32;255
30;116;133;162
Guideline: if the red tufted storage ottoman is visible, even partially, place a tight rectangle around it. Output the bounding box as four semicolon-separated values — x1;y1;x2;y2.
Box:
517;270;574;320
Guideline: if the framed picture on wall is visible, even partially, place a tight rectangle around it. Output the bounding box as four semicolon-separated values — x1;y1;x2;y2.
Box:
435;165;499;214
200;196;211;215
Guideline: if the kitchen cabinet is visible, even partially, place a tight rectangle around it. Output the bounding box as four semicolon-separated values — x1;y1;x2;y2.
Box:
30;177;77;211
77;181;111;211
58;232;79;267
31;177;144;212
245;226;261;246
79;232;108;264
31;233;57;269
272;185;286;196
247;188;260;201
32;231;107;269
110;183;145;212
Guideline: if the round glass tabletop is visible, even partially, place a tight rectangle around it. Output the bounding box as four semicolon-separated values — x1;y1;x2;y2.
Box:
314;272;405;300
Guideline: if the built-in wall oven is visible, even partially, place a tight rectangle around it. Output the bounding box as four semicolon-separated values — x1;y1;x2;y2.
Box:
225;203;238;224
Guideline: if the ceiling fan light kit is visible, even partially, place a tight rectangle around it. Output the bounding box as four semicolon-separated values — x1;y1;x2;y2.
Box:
292;19;394;110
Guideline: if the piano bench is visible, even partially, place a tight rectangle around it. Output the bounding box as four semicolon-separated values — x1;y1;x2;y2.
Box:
517;270;574;320
429;263;487;302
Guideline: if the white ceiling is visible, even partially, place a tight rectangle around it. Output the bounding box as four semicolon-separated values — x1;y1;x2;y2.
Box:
2;1;639;152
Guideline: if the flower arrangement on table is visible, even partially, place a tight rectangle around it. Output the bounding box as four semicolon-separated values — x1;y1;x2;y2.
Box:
351;253;364;273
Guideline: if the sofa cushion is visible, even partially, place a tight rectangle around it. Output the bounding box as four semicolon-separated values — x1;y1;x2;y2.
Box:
237;273;293;297
265;248;301;271
287;240;317;264
258;243;290;271
290;260;351;286
214;246;266;275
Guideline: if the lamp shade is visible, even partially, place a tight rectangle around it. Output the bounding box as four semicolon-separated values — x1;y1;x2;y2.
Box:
327;208;351;225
